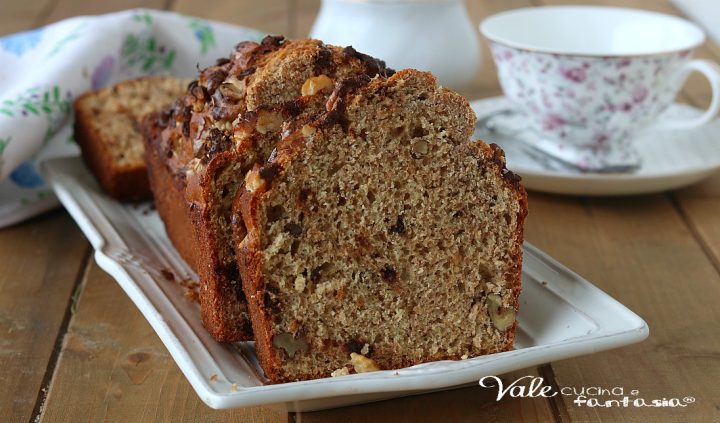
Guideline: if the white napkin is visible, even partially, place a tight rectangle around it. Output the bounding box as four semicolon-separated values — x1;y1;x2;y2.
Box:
0;9;264;228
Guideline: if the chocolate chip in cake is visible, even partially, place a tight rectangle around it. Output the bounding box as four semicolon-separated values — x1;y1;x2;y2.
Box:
259;163;280;183
298;188;311;203
204;127;232;161
205;69;228;95
388;215;405;235
313;44;335;75
345;339;365;354
181;106;192;137
266;205;286;222
284;222;303;237
380;265;397;283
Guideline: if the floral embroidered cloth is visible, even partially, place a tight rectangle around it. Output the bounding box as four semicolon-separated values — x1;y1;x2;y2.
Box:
0;9;263;228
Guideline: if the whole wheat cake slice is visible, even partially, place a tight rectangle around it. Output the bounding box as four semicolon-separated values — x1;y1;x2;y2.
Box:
144;36;393;341
235;70;528;382
74;76;188;201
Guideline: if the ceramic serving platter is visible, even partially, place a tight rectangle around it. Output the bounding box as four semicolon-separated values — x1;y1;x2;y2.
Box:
40;156;649;411
471;96;720;196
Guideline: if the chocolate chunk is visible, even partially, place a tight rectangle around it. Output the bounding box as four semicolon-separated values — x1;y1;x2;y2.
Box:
381;265;397;283
215;57;231;66
298;188;311;203
282;99;303;117
205;69;228;95
181;106;192;137
258;35;285;54
488;143;523;184
204;127;232;161
263;284;281;312
323;75;372;131
502;167;522;184
158;108;172;127
262;35;284;46
333;74;372;100
259;163;280;183
266;205;286;222
342;46;395;77
345;339;365;354
284;222;303;237
313;44;335;75
388;215;405;235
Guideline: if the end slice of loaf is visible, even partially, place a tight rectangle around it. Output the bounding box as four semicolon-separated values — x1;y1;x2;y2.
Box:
74;76;188;201
144;36;393;342
235;70;528;383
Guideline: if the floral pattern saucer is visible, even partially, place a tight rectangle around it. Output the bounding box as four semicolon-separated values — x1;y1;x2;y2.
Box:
471;96;720;196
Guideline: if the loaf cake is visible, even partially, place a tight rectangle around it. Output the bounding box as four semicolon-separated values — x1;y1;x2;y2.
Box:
235;70;527;382
74;76;188;201
143;36;393;341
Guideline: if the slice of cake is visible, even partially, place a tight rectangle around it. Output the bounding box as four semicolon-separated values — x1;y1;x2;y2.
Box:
235;70;528;382
143;36;393;341
74;76;188;201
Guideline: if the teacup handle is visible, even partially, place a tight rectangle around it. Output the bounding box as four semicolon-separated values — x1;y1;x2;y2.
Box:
651;59;720;130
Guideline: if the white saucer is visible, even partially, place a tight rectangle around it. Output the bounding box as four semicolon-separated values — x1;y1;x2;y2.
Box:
470;97;720;196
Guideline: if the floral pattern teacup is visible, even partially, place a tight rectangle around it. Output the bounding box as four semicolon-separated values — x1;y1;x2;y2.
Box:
481;6;720;171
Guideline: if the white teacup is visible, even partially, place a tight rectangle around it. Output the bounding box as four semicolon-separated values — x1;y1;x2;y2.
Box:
480;6;720;170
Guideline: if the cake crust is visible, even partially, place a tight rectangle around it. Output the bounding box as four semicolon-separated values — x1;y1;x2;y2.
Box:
142;111;201;271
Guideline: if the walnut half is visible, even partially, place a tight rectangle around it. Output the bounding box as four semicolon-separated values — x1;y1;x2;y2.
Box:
272;333;308;358
486;294;516;331
301;75;333;96
350;352;380;373
256;110;283;134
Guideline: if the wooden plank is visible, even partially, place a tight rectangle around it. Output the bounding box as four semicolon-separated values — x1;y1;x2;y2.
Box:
530;7;720;419
674;175;720;274
42;0;168;25
524;193;720;422
39;261;289;423
658;0;720;278
299;369;558;422
0;0;55;36
0;210;90;423
172;0;291;36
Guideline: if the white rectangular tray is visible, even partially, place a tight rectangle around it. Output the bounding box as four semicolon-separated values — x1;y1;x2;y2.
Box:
41;156;649;412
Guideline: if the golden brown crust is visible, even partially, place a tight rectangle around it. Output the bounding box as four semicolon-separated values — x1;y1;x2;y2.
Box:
234;175;279;378
142;113;200;271
192;150;254;341
467;141;528;352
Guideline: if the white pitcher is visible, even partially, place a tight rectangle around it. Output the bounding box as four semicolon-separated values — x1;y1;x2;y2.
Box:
310;0;481;90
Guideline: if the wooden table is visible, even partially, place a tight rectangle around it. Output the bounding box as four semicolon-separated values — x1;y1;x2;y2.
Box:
2;0;720;422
